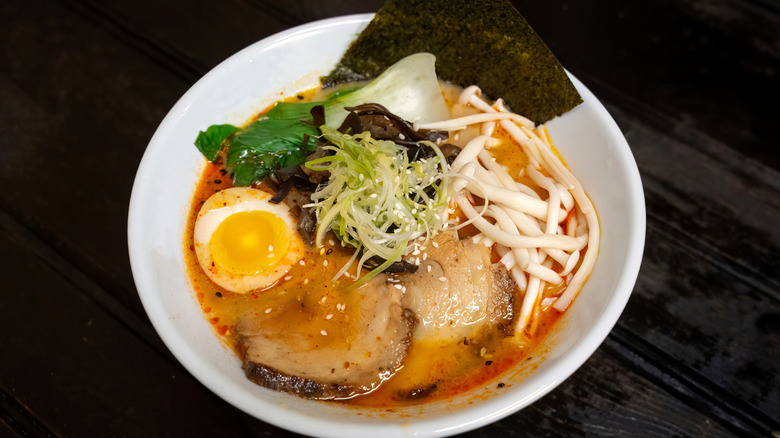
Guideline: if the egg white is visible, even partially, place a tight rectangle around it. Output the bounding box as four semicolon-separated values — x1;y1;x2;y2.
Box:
193;187;305;293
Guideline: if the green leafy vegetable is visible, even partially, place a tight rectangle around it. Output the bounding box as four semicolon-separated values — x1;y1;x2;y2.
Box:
264;101;321;120
194;101;321;186
306;125;449;290
226;117;319;186
323;53;449;128
322;0;582;124
195;54;452;186
194;124;239;161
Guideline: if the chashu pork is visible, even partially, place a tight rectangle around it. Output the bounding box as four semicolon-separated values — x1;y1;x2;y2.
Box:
399;232;515;343
236;273;415;400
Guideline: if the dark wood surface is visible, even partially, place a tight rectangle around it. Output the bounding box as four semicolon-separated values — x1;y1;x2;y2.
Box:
1;0;778;436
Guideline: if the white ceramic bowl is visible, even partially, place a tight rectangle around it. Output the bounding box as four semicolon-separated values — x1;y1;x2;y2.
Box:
128;14;645;437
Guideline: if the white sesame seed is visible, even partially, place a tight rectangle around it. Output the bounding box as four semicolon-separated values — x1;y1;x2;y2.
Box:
423;253;428;261
323;259;329;267
304;278;309;284
300;260;306;266
439;276;448;282
394;284;403;290
284;275;292;281
268;245;273;251
432;241;439;248
321;330;328;336
427;265;432;273
321;296;327;303
265;308;272;314
325;314;333;320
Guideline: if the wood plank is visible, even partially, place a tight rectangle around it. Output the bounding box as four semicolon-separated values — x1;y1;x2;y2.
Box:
605;102;780;421
514;0;780;172
0;227;296;437
478;348;736;437
0;0;196;317
1;0;777;435
0;217;737;437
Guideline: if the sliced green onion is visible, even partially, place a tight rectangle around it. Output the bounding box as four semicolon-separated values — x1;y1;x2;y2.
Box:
305;125;449;288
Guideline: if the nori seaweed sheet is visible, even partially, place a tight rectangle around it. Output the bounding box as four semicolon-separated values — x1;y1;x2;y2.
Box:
322;0;582;125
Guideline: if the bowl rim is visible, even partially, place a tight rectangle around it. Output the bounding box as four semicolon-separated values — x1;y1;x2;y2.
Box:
128;13;646;437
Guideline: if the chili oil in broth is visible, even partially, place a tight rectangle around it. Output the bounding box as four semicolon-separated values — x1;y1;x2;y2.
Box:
184;85;571;406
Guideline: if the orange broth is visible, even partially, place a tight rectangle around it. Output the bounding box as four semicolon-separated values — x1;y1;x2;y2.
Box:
183;86;573;406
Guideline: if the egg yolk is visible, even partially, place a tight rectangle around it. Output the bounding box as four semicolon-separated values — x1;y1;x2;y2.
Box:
210;210;290;276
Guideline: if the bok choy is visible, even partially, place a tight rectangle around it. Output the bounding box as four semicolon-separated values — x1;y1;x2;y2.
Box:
194;53;449;187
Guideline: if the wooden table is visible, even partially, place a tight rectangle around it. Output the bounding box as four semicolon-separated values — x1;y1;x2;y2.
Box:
2;0;778;436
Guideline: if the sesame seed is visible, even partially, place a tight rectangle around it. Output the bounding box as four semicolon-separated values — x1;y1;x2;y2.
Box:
300;260;306;266
304;278;309;284
321;296;327;303
439;276;448;282
423;253;428;261
326;314;333;320
427;265;432;273
284;275;292;281
329;239;335;245
432;241;439;248
394;284;403;290
323;259;329;267
265;308;272;314
321;330;328;336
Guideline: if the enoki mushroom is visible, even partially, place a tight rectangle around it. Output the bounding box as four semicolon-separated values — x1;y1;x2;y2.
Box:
421;86;600;336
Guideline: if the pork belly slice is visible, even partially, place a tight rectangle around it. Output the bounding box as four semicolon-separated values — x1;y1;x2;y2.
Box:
400;233;516;343
236;274;415;400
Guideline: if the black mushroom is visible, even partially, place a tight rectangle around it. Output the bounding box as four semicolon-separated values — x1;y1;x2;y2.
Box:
236;274;416;400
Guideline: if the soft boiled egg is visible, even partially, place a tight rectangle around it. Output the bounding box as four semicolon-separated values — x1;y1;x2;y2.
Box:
193;187;305;294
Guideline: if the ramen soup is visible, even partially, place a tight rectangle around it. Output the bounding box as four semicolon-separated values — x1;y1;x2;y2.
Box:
185;54;598;406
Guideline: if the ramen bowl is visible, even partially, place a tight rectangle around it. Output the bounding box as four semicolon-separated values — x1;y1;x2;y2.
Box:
128;14;645;437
